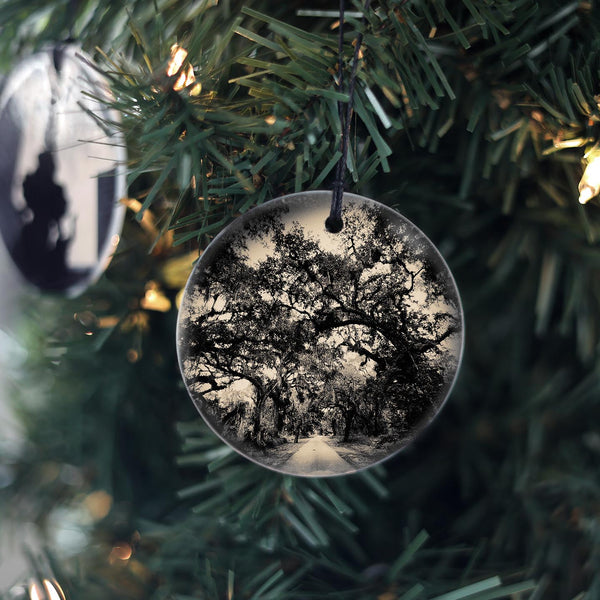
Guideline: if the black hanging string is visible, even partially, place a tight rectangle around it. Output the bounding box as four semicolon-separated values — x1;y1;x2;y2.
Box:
326;0;371;233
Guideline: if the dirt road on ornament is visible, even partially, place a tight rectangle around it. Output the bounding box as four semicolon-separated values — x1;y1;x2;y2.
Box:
282;435;354;476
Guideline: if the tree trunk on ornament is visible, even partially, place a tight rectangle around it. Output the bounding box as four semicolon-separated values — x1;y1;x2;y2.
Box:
343;409;355;443
369;399;384;436
272;392;291;435
251;391;267;444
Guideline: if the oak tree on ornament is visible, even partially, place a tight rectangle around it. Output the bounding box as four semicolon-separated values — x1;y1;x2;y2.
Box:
178;194;462;470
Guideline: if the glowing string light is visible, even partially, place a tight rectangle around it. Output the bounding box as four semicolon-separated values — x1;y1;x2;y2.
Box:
141;281;172;312
167;44;202;96
579;153;600;204
29;579;66;600
29;582;42;600
109;542;133;564
43;579;66;600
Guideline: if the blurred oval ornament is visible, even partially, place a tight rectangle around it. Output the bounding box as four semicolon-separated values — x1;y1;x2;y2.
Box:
0;44;126;296
177;191;464;477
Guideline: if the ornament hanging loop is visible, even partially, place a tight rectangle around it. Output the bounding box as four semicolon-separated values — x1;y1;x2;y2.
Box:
326;0;371;233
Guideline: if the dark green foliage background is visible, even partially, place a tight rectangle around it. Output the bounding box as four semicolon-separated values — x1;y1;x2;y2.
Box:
1;1;600;599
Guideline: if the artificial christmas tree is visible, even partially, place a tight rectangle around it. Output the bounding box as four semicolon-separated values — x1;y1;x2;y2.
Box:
1;1;599;599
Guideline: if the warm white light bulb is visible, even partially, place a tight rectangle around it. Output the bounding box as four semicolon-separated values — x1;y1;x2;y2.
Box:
43;579;65;600
167;45;188;77
578;154;600;204
28;583;43;600
166;44;200;94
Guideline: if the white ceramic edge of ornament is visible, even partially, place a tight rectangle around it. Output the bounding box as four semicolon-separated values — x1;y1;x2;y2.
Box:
176;190;465;478
0;72;24;332
0;49;52;297
0;68;27;322
56;44;127;299
0;44;126;299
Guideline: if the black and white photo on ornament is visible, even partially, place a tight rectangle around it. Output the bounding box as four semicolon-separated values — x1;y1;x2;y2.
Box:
0;45;125;296
178;192;463;476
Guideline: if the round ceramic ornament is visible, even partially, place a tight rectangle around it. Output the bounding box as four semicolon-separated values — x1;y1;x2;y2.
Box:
0;44;126;296
177;191;464;477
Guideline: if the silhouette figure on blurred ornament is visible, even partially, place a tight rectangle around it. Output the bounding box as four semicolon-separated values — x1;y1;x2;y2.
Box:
16;151;72;289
